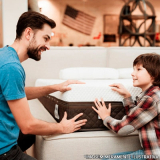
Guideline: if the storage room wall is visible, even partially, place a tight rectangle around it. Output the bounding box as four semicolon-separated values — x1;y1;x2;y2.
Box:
33;0;160;46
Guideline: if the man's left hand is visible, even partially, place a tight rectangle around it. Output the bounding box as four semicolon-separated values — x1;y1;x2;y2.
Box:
57;80;85;92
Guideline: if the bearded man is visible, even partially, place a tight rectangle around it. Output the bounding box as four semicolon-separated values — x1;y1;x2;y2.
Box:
0;11;87;160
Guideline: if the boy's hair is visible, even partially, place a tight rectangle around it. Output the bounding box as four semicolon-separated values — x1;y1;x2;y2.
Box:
133;53;160;87
16;11;56;39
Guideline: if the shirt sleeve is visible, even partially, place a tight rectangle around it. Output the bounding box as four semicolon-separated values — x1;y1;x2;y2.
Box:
0;63;26;101
103;95;158;135
123;96;136;115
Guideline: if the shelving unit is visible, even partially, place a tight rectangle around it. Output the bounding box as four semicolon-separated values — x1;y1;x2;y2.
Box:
119;0;156;46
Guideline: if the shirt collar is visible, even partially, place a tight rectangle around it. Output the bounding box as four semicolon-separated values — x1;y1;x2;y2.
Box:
136;85;159;101
6;45;20;62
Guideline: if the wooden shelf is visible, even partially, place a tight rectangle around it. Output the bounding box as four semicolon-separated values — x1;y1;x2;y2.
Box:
119;32;155;36
119;0;156;46
121;15;156;20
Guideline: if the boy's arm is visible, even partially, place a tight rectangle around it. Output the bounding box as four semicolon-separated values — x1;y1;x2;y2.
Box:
123;96;137;115
104;96;157;135
25;80;85;100
93;96;158;135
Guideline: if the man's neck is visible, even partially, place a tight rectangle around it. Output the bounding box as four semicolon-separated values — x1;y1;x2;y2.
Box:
10;40;29;63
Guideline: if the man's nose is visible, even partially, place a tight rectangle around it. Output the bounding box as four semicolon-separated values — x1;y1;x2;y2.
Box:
45;43;50;50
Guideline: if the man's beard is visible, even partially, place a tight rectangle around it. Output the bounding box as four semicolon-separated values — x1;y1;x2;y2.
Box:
27;46;41;61
27;36;45;61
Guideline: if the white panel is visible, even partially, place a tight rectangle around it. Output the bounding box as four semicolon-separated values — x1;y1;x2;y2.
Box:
22;47;108;86
108;47;160;68
2;0;28;46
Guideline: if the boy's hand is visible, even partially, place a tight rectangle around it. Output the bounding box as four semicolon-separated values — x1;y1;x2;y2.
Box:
109;83;131;98
92;98;111;120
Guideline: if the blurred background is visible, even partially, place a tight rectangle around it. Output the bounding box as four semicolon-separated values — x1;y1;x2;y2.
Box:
1;0;160;47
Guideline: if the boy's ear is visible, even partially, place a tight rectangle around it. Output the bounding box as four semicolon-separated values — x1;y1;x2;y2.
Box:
24;27;34;41
151;76;155;82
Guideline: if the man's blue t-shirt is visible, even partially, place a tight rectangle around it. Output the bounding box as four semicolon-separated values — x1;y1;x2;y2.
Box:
0;46;26;155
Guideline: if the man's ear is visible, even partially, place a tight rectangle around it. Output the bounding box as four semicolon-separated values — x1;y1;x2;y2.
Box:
24;27;34;41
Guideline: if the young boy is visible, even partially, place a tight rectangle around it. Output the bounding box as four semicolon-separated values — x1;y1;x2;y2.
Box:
92;53;160;160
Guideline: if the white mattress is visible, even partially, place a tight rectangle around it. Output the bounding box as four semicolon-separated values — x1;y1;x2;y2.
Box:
35;79;142;102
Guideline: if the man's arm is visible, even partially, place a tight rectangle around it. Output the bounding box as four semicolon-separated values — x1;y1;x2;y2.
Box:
25;80;85;100
25;85;58;100
8;97;87;135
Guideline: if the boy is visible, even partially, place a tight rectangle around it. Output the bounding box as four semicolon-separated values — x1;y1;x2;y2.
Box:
92;53;160;160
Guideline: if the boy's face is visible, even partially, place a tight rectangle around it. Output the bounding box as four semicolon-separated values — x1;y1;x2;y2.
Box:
27;24;52;61
131;64;153;91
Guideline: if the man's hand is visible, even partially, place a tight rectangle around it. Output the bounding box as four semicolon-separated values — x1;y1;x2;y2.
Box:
60;112;87;133
109;83;131;98
57;80;85;92
92;98;111;120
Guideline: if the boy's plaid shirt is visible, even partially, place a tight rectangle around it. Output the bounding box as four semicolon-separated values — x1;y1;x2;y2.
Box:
104;85;160;160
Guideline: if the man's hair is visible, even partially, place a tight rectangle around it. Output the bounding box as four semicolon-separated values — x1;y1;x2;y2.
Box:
133;53;160;87
16;11;56;39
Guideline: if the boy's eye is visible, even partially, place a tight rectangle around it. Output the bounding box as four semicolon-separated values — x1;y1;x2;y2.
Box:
137;68;141;71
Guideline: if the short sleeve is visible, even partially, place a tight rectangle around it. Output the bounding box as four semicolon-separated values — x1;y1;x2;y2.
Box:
0;63;26;100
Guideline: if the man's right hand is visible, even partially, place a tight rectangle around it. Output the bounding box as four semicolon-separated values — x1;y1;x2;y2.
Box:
59;112;87;133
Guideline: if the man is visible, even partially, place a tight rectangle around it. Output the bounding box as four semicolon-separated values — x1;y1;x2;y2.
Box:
0;11;87;160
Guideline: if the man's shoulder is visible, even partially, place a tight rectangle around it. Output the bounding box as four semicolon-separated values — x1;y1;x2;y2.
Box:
0;62;23;72
0;62;25;86
0;46;20;68
0;62;25;82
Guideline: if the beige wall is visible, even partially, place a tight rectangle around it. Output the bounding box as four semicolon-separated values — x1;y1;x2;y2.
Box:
2;0;28;46
38;0;160;47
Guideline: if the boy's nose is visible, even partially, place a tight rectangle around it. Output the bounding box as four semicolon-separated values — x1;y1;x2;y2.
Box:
131;71;135;77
